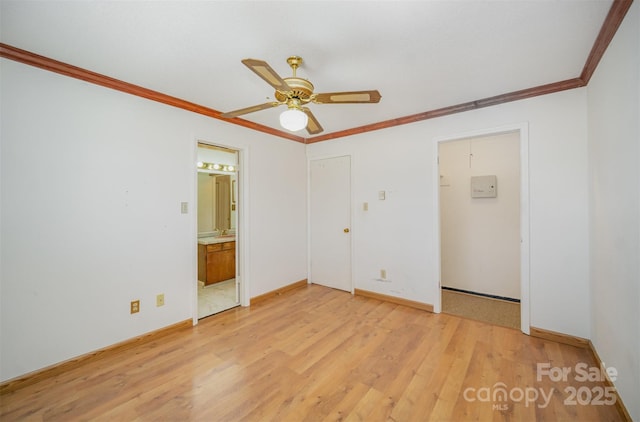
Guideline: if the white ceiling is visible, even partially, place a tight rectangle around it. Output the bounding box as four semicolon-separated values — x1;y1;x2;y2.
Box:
1;0;613;137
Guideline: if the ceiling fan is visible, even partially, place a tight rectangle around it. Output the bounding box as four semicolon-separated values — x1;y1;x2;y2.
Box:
220;56;381;135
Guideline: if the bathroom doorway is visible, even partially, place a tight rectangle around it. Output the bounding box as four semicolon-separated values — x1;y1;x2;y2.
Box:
196;143;240;318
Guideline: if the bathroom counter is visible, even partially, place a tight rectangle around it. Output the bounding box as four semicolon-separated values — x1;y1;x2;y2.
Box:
198;236;236;245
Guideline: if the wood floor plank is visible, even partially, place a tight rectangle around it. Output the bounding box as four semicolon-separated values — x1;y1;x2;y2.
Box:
345;386;385;422
0;284;625;421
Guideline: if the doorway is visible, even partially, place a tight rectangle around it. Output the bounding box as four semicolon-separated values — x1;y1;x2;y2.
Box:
436;126;530;333
309;155;352;292
196;143;240;318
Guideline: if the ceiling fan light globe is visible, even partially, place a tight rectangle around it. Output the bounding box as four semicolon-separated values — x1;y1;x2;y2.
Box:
280;108;308;132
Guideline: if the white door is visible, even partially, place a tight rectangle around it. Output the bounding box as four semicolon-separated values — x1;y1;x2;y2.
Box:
310;156;352;292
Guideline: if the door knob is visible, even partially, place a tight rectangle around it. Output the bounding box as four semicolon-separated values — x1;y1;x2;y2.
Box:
344;228;350;233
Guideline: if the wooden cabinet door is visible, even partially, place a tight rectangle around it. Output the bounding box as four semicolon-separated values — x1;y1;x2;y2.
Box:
198;244;207;282
218;249;236;281
205;242;236;285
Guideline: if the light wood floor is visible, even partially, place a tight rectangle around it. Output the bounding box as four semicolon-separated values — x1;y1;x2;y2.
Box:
0;284;624;421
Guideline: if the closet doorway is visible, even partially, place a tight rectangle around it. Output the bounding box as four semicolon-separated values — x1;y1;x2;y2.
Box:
196;143;240;318
437;128;529;332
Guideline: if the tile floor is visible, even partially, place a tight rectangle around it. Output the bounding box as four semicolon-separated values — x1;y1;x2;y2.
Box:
198;279;239;319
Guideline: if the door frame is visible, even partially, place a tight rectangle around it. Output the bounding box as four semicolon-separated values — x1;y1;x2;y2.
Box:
307;153;355;293
192;139;249;326
433;123;530;334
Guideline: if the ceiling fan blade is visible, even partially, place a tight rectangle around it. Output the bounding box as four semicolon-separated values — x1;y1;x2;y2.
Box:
303;107;324;135
220;102;281;118
313;90;381;104
242;59;292;92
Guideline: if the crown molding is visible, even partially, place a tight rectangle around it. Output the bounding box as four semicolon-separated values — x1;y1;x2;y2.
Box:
306;78;586;144
581;0;634;84
0;43;305;143
306;0;633;143
0;0;632;145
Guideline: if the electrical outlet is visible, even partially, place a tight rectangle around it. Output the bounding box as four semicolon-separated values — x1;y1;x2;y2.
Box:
380;269;387;279
130;300;140;314
156;294;165;307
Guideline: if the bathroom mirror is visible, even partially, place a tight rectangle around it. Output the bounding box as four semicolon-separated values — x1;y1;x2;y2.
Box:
197;144;238;234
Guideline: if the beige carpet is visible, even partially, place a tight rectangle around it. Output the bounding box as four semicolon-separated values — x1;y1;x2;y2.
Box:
442;289;520;330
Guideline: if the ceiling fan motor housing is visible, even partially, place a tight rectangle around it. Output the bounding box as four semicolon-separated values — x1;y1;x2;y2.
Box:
275;77;314;102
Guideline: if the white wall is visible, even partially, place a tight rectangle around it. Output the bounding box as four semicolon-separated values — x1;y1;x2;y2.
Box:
440;132;520;299
307;87;590;339
587;2;639;420
0;59;308;382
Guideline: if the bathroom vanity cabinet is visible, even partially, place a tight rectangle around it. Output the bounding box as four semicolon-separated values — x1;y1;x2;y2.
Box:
198;241;235;285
